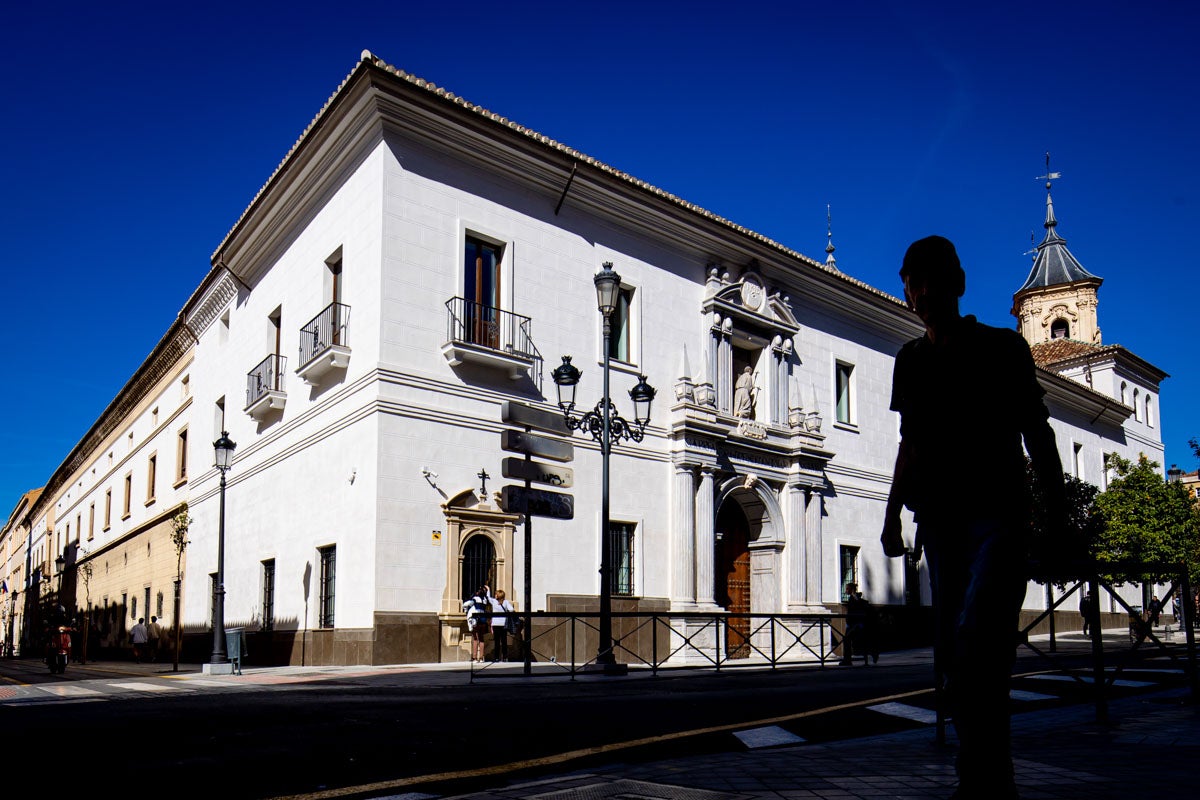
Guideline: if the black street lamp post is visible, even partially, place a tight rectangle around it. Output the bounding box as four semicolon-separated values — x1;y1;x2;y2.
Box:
552;262;655;675
211;431;236;666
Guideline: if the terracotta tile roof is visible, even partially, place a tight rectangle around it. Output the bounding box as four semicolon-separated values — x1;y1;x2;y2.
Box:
1029;339;1119;368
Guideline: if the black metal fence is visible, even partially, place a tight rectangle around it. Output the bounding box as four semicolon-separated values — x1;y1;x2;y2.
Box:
470;610;848;679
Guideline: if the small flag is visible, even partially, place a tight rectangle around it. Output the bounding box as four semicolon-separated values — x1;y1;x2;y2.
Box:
0;580;7;594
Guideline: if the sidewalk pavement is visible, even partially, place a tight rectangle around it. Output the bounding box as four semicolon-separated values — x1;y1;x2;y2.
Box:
445;687;1199;800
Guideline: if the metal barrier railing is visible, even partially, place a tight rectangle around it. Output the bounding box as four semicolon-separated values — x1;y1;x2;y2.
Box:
469;610;849;680
916;561;1200;742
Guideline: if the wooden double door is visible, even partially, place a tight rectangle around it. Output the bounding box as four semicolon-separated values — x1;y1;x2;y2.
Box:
715;502;751;659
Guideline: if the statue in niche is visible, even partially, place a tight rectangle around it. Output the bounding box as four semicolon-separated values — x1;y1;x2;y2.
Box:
733;366;757;418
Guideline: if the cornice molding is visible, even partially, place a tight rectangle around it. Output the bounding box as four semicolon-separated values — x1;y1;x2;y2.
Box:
187;270;238;339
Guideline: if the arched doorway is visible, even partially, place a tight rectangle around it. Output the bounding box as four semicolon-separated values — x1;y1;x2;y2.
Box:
461;534;497;602
715;501;752;659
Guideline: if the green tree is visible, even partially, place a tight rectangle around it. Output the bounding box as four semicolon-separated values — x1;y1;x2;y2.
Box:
1095;454;1200;584
1026;462;1102;582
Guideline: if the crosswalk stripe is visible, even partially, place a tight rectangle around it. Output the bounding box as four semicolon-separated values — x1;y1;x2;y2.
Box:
38;685;102;697
733;725;806;748
1009;689;1056;701
184;679;251;688
867;702;938;724
1026;674;1155;688
107;682;187;692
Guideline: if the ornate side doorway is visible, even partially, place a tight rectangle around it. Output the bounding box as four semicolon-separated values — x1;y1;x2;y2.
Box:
716;501;751;659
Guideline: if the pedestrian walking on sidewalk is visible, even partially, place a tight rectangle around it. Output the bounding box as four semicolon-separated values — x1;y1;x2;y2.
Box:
148;616;164;662
130;618;149;663
1080;591;1095;636
881;236;1066;800
490;589;514;662
463;586;490;663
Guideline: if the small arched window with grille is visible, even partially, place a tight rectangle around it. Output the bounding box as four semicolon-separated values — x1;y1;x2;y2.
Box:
461;534;496;602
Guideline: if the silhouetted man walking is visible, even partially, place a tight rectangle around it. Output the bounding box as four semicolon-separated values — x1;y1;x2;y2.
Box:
881;236;1066;799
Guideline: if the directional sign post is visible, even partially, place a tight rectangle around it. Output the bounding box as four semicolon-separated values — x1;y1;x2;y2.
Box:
501;457;573;488
499;402;576;676
499;430;573;462
500;485;574;519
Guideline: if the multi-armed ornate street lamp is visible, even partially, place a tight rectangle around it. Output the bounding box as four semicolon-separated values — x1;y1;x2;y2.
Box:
210;431;236;666
553;262;656;674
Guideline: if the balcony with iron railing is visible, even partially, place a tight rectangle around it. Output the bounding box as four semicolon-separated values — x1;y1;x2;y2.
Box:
296;302;351;386
441;297;543;388
245;353;287;420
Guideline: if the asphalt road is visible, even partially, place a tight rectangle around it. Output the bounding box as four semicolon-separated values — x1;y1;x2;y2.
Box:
0;644;1184;800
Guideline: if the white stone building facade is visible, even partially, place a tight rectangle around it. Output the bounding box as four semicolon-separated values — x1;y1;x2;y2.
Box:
2;52;1166;665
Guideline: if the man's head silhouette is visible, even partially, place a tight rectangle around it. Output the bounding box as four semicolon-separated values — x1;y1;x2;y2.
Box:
900;235;966;297
900;236;965;328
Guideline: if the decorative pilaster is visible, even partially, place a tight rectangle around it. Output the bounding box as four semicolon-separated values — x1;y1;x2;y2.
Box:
715;317;733;414
786;482;807;608
805;490;823;605
769;335;793;426
696;467;717;606
672;464;697;605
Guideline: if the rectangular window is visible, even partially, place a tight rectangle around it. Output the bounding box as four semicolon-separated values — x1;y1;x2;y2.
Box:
214;398;225;442
607;286;635;363
327;250;343;305
608;522;635;596
88;503;95;540
75;514;81;544
122;474;132;519
262;560;276;631
839;545;860;602
1073;443;1084;480
463;235;502;348
104;489;112;530
835;362;854;425
318;546;336;629
904;549;921;607
176;428;188;484
1102;452;1114;491
146;454;157;504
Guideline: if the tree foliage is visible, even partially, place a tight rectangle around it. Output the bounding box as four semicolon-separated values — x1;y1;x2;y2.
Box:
171;506;191;581
1027;462;1102;583
1094;454;1200;583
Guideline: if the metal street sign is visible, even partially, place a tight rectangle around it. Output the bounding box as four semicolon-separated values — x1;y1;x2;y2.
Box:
501;401;569;435
501;457;574;488
500;429;574;462
500;485;575;520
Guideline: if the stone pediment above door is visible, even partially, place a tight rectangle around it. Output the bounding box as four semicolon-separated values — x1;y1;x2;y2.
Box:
703;264;800;339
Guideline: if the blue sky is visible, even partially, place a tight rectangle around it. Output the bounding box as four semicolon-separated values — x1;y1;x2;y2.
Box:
2;1;1197;511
